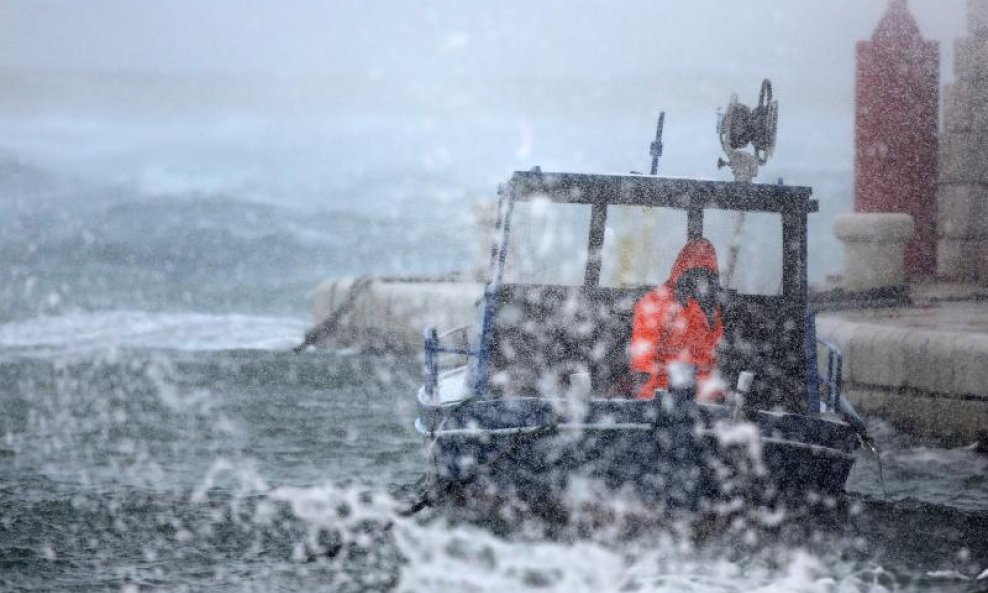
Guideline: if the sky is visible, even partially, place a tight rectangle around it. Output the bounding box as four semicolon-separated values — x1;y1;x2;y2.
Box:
0;0;973;280
0;1;968;103
0;1;967;76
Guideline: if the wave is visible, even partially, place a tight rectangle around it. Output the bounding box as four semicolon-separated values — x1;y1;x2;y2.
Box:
0;158;474;321
0;310;309;352
0;110;852;322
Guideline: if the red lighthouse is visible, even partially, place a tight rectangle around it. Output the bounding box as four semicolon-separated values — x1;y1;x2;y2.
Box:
855;0;939;277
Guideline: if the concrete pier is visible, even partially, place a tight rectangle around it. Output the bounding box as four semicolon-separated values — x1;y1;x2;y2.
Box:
302;277;483;351
817;284;988;445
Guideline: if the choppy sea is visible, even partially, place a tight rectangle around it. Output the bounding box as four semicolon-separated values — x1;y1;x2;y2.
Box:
1;111;987;592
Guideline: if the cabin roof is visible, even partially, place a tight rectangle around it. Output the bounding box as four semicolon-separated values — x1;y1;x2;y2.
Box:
504;170;817;214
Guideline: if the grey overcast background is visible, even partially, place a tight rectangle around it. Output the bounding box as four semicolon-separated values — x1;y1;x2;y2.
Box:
0;0;969;115
0;0;973;283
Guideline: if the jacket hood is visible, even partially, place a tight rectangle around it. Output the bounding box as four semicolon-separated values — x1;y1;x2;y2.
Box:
667;238;722;329
666;238;720;286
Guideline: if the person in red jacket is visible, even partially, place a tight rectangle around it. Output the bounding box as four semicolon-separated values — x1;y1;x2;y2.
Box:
630;238;725;400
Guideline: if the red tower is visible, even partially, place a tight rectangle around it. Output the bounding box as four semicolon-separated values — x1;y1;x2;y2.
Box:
855;0;939;277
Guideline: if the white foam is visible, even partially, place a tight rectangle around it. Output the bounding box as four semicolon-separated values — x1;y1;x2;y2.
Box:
257;481;890;593
395;519;908;593
0;310;308;352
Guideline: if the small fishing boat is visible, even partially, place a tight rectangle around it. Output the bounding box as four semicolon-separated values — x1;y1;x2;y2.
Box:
414;83;868;519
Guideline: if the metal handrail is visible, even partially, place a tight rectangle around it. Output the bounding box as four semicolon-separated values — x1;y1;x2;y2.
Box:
816;338;843;413
423;326;481;399
436;326;471;353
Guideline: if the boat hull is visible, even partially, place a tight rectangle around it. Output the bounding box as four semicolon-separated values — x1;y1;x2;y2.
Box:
417;396;858;516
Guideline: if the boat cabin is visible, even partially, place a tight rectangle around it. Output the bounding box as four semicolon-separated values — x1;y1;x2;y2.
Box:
467;169;817;413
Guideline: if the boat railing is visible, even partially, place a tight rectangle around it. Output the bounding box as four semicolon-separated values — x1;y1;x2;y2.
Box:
423;326;480;399
816;338;844;413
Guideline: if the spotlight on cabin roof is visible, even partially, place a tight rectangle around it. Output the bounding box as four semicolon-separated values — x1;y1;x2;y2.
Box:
716;79;778;183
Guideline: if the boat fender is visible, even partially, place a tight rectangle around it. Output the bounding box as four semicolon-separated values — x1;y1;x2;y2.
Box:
730;371;755;422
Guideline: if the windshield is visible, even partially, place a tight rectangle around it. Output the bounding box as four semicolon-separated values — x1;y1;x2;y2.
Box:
599;205;688;288
507;199;784;296
501;197;592;285
704;210;783;296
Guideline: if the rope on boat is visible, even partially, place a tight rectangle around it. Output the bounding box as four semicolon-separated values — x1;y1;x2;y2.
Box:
293;276;374;352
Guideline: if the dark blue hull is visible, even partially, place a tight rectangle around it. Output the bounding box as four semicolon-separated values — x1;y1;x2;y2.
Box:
417;396;858;514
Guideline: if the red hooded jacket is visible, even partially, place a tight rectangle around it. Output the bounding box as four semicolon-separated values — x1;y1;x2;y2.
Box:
630;239;724;399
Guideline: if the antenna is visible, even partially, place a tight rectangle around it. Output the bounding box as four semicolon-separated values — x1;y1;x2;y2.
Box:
650;111;665;175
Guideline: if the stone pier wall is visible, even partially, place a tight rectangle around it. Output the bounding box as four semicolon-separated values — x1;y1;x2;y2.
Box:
939;0;988;280
817;305;988;445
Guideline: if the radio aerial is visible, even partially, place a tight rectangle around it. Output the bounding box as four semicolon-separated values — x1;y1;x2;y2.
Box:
717;79;778;182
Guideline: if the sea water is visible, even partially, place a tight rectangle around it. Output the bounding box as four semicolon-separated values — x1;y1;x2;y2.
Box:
1;112;986;592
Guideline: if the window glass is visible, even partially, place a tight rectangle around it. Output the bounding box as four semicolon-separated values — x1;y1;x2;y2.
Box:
599;206;687;288
502;197;591;286
703;210;783;296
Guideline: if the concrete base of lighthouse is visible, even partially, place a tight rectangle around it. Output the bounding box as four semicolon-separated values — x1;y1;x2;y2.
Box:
834;213;915;292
